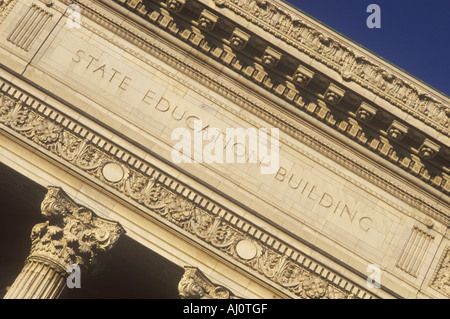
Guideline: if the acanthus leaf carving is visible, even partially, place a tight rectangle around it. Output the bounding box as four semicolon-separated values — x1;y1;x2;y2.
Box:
178;266;241;299
430;247;450;297
29;187;125;273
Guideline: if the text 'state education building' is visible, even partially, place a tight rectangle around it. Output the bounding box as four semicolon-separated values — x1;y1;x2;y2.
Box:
0;0;449;299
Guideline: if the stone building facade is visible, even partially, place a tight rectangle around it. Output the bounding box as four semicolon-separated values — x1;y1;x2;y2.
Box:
0;0;448;299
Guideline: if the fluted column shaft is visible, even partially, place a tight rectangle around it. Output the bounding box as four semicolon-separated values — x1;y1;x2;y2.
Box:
4;259;66;299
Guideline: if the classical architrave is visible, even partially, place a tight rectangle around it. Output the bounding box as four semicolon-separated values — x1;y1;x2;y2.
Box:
178;266;241;299
58;0;450;229
0;78;375;299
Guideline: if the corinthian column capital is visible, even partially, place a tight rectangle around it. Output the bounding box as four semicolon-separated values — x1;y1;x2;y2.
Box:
4;186;125;299
30;186;125;272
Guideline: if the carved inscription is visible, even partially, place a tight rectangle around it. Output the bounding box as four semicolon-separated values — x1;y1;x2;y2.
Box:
68;47;380;238
275;166;373;232
72;49;133;91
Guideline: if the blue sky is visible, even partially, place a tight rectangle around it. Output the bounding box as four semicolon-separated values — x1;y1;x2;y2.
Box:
282;0;449;96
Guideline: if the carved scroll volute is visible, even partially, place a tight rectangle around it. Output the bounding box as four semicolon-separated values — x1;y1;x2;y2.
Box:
30;186;125;272
178;267;240;299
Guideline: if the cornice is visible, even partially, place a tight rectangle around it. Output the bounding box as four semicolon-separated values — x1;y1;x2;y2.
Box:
210;0;449;129
0;74;378;299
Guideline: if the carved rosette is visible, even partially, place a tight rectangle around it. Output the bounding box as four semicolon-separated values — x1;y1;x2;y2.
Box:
178;267;240;299
29;186;125;272
166;0;185;13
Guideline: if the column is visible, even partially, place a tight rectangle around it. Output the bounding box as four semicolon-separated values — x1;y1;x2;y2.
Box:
4;186;125;299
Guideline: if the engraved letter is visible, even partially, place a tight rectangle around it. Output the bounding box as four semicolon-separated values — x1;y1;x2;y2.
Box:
275;167;287;182
119;76;132;91
93;64;106;78
203;127;224;164
154;98;170;112
72;49;85;63
86;55;99;70
109;68;122;82
319;192;334;208
258;128;280;175
359;216;373;232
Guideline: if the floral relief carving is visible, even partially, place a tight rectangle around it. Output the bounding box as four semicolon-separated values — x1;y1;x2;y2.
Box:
0;0;16;22
29;187;125;273
178;266;241;299
431;247;450;297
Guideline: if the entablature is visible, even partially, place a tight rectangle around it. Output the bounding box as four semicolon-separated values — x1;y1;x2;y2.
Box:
101;0;450;216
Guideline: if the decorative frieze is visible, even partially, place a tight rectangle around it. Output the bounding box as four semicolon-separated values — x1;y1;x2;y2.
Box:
179;267;241;299
430;246;450;297
0;0;17;23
